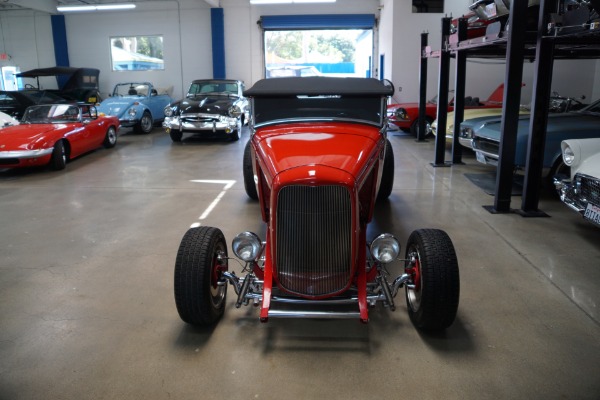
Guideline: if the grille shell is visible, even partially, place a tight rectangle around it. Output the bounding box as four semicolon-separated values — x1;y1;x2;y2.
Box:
578;173;600;209
275;185;353;297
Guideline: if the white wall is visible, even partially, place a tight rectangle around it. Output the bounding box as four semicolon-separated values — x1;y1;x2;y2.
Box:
0;0;598;102
65;0;212;99
0;10;57;89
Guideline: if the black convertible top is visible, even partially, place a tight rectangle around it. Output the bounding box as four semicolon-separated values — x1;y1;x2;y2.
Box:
16;67;99;78
244;77;394;97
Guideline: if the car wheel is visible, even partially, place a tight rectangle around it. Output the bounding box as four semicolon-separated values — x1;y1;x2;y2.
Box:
243;140;259;200
377;139;395;201
169;129;183;142
410;117;433;138
174;226;228;326
405;229;460;331
230;119;242;141
548;157;571;190
49;140;67;170
135;111;153;134
103;126;117;148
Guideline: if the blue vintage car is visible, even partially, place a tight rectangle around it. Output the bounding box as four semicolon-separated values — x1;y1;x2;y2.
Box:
459;98;600;179
97;82;171;134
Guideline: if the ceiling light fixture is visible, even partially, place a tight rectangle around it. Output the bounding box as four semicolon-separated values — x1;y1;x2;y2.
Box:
57;4;136;12
250;0;335;4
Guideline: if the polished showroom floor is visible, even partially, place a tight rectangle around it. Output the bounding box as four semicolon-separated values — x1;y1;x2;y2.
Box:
1;126;599;399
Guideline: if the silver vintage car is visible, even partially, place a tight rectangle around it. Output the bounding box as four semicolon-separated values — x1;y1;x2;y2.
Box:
163;79;248;142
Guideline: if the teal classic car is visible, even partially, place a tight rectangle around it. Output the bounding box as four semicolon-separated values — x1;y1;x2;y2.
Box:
97;82;172;134
459;98;600;181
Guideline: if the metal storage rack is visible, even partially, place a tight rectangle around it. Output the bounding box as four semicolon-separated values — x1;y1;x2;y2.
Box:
420;0;600;216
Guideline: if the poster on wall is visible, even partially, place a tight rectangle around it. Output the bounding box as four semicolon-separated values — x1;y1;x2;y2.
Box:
1;66;20;90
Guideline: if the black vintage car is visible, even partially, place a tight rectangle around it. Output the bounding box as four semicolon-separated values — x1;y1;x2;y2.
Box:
163;79;249;142
0;90;70;120
16;67;102;104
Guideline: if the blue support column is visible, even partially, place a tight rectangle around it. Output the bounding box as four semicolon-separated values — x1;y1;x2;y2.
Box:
211;8;226;79
51;15;70;87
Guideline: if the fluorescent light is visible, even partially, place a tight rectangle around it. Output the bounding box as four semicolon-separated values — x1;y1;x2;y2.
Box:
57;4;136;12
250;0;292;3
250;0;335;4
97;4;137;10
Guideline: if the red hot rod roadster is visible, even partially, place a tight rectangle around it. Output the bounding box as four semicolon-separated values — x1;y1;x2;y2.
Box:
174;77;460;331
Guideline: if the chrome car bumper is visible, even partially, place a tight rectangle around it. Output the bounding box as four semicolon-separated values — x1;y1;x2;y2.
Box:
554;173;600;226
163;115;239;133
118;118;140;128
459;137;473;148
0;148;53;159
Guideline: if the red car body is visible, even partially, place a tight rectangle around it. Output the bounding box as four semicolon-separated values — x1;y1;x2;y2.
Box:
0;104;120;170
387;83;506;135
174;77;460;331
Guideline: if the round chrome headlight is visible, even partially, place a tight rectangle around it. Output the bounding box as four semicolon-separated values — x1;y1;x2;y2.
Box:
164;106;174;117
460;127;473;139
370;234;400;264
229;105;242;118
232;232;262;262
394;108;407;120
128;108;137;117
562;145;575;166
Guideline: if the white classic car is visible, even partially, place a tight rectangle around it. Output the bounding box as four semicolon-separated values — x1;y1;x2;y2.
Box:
555;138;600;227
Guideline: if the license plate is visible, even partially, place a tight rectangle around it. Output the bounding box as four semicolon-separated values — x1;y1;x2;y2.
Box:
583;203;600;225
476;151;486;164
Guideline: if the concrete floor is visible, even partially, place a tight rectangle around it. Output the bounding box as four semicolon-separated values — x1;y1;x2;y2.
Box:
1;126;599;400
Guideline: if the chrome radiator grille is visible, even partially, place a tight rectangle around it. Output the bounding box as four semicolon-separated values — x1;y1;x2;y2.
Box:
472;137;499;156
275;185;352;296
579;173;600;207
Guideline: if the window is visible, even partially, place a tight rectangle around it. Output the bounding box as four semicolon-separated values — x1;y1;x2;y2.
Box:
264;29;373;79
259;15;375;79
110;36;164;71
412;0;444;13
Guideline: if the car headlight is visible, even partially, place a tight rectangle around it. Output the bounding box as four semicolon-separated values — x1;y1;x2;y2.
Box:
370;234;400;264
232;232;262;262
460;127;473;139
164;106;174;117
394;108;407;120
128;108;137;117
229;105;242;118
562;144;575;166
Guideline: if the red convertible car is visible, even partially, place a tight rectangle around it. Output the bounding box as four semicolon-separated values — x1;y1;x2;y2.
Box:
387;83;506;136
174;77;460;330
0;104;120;170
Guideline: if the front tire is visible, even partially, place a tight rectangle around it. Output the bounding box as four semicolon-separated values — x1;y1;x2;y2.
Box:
377;139;394;201
174;226;228;326
169;129;183;142
410;117;433;138
548;157;570;190
103;126;117;148
243;140;258;200
405;229;460;331
49;140;67;170
135;111;153;134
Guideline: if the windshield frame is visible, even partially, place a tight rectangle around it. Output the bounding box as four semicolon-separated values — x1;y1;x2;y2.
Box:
22;104;82;124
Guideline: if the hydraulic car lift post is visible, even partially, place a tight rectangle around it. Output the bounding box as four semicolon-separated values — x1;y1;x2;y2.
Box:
518;0;557;217
485;0;530;213
417;32;428;143
432;17;452;167
450;17;468;165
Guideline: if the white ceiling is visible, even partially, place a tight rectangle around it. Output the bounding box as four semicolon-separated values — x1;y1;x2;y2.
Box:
0;0;220;13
